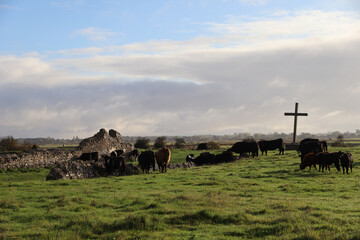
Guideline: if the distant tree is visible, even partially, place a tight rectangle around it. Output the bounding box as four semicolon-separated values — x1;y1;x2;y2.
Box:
134;137;150;149
0;136;19;151
174;137;186;149
336;134;345;146
154;136;167;149
207;141;220;150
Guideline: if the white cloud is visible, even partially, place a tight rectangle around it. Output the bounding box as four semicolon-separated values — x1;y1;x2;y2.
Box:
0;4;20;10
268;77;288;88
72;27;124;42
320;111;343;119
1;10;360;137
239;0;267;6
208;10;360;50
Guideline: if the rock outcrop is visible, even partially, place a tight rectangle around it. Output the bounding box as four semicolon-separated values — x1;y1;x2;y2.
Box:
79;128;133;155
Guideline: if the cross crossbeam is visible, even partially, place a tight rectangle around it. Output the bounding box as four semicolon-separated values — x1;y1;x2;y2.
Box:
284;102;308;143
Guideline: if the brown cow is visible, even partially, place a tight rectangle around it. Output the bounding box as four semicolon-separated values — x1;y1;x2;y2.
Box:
155;147;171;173
300;152;318;170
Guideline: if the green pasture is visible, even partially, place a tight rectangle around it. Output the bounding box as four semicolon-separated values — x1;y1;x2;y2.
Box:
0;147;359;239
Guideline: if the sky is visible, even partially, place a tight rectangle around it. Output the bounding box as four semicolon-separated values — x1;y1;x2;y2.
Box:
1;0;360;138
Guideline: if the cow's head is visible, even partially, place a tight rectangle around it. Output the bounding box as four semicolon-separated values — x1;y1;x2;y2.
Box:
299;163;306;170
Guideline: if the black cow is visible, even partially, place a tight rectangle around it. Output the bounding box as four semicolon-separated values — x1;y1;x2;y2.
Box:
138;150;156;174
104;150;126;174
258;138;284;155
340;152;354;174
229;141;258;158
297;139;323;161
316;152;341;172
300;138;319;145
79;152;99;161
192;152;215;165
115;149;124;156
197;143;208;150
214;150;234;164
127;149;140;162
186;154;195;162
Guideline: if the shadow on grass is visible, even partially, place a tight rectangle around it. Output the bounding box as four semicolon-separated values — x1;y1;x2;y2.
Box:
245;224;286;238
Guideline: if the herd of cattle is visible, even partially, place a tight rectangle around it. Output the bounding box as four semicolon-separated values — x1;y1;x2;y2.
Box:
298;138;354;174
79;147;172;175
78;138;354;175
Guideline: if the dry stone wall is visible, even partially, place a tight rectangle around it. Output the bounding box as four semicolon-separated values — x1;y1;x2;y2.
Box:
0;149;79;170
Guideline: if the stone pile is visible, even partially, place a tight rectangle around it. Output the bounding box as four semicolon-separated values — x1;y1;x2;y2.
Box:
45;160;196;180
79;128;133;155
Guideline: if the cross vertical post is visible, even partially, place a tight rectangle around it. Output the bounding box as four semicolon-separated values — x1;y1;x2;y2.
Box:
284;102;308;143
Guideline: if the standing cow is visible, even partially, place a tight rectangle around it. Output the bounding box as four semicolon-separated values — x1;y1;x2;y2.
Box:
155;147;171;173
229;141;258;158
340;152;354;174
138;150;156;174
104;150;126;175
258;138;284;156
297;139;323;161
317;152;341;173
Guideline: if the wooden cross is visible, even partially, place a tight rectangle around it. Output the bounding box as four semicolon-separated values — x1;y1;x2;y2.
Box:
284;102;308;143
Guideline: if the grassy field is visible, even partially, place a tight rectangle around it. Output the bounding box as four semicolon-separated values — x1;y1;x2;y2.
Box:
0;147;359;239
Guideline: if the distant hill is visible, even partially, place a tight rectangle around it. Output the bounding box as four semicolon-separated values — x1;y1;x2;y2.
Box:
9;130;360;146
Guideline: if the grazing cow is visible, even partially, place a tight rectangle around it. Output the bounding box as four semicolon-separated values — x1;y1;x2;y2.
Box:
229;141;258;158
197;143;208;150
138;150;156;174
300;152;318;170
340;152;354;174
155;147;171;173
258;138;284;156
192;152;215;165
79;152;99;161
297;139;323;161
316;152;341;173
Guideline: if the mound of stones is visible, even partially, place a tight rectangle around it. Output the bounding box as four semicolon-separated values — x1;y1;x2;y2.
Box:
45;159;197;181
46;160;141;180
79;128;133;155
46;128;136;180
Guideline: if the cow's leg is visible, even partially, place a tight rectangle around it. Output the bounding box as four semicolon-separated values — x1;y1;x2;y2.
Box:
346;166;349;174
